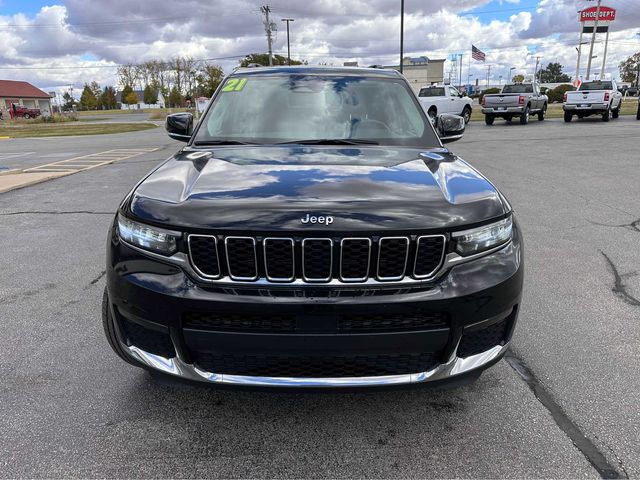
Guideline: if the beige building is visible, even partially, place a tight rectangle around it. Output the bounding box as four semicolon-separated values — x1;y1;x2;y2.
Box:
386;57;446;92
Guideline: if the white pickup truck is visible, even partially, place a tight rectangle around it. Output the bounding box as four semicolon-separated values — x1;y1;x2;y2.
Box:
563;80;623;122
418;85;473;123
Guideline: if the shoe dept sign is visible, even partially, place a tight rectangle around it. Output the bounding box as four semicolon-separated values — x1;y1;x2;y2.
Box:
579;6;616;23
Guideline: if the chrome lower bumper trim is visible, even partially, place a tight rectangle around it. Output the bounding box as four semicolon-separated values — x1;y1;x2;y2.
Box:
126;344;508;388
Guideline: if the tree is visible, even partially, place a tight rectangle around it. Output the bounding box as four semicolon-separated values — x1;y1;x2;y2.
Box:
546;84;575;103
117;64;138;90
100;86;117;110
168;86;183;107
124;91;139;106
619;52;640;86
197;63;224;97
239;53;305;67
538;62;571;83
62;91;76;111
512;74;525;83
120;85;134;107
143;84;158;105
79;84;98;110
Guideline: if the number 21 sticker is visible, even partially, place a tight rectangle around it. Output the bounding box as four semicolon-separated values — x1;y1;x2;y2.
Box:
222;78;247;92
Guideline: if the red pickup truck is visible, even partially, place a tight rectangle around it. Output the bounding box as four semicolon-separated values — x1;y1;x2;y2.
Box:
10;104;42;119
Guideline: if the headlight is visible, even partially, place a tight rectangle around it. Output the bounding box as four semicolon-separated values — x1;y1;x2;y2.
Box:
117;215;179;256
453;216;512;256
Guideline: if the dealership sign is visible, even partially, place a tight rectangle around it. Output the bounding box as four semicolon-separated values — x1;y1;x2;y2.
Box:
579;6;616;23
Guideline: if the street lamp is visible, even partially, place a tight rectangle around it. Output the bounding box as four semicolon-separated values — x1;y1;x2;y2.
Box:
281;18;294;66
399;0;405;74
508;67;515;83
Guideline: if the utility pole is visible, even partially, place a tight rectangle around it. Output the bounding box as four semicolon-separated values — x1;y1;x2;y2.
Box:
576;28;585;82
486;65;491;89
586;0;601;80
534;56;541;83
399;0;404;74
458;53;463;88
281;18;294;65
261;5;274;66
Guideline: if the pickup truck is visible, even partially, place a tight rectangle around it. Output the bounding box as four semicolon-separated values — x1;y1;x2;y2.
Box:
481;83;547;125
418;85;473;123
11;104;42;119
563;80;622;122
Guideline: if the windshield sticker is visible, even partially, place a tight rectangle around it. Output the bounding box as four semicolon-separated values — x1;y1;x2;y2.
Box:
222;78;247;92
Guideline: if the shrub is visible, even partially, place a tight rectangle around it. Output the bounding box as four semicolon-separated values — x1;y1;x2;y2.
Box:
547;84;575;103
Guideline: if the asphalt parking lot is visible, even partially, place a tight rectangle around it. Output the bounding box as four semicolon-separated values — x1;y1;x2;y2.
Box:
1;116;638;477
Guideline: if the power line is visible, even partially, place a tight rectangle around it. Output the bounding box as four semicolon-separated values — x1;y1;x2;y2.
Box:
0;55;246;70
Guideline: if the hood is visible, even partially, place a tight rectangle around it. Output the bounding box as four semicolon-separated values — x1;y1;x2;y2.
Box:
129;146;506;232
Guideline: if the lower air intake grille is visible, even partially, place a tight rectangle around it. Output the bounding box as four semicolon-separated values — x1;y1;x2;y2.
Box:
457;315;512;358
119;315;175;358
192;352;440;377
184;312;296;331
339;312;448;332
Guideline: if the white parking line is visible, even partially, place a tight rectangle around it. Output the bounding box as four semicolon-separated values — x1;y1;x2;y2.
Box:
23;148;159;174
0;152;35;161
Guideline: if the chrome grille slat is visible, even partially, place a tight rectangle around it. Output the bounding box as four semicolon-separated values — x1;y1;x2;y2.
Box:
187;234;447;285
377;237;409;281
225;236;258;281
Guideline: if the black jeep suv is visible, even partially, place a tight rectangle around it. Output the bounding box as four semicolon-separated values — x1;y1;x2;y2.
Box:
103;67;523;388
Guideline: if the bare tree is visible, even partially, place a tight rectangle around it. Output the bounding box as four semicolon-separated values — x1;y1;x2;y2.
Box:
117;64;138;90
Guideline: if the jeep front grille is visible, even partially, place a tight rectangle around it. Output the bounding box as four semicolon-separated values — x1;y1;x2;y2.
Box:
187;234;446;285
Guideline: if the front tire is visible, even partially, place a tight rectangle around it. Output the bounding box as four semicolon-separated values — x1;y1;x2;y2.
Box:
461;106;472;124
612;103;620;119
564;111;572;123
538;104;547;121
102;287;138;366
428;108;437;121
23;113;30;119
636;104;640;120
520;106;530;125
602;107;610;122
485;115;494;125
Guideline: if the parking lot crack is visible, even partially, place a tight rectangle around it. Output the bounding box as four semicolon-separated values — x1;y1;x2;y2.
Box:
600;251;640;307
505;350;624;479
589;218;640;233
0;210;113;216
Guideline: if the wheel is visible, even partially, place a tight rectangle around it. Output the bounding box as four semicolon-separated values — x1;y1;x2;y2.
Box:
564;111;572;123
538;104;547;121
461;106;471;124
602;107;610;122
636;104;640;120
612;104;619;119
519;106;530;125
23;113;30;119
484;115;494;125
428;108;437;121
102;287;139;366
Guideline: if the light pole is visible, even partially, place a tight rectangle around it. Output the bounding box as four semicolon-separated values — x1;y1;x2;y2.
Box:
508;67;515;83
399;0;404;74
281;18;294;66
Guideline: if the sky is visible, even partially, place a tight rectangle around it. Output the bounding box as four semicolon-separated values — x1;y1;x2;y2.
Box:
1;0;639;95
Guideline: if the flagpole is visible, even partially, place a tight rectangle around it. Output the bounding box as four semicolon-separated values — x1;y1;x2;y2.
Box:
467;49;471;91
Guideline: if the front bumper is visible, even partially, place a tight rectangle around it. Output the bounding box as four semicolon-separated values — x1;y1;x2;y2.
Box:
105;221;523;388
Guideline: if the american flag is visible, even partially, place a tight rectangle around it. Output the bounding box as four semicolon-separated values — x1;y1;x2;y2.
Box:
472;45;486;62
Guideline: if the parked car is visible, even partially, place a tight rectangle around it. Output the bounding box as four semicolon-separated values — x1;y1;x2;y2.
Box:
626;86;638;97
103;67;523;389
417;84;473;123
563;80;622;122
481;83;548;125
11;104;41;119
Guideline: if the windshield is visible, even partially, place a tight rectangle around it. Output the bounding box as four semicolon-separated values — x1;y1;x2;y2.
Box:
579;81;613;91
194;74;437;147
502;84;533;93
419;87;445;97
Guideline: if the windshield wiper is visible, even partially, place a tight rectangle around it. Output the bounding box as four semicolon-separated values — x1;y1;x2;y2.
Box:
276;138;379;145
193;140;258;146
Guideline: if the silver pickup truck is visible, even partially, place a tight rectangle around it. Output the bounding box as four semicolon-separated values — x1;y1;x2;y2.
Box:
481;83;548;125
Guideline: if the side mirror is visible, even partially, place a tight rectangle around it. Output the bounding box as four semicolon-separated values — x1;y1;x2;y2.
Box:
165;113;193;142
435;113;465;144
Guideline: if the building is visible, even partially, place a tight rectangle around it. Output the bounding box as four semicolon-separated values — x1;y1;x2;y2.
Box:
0;79;53;117
116;89;165;109
386;57;446;92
